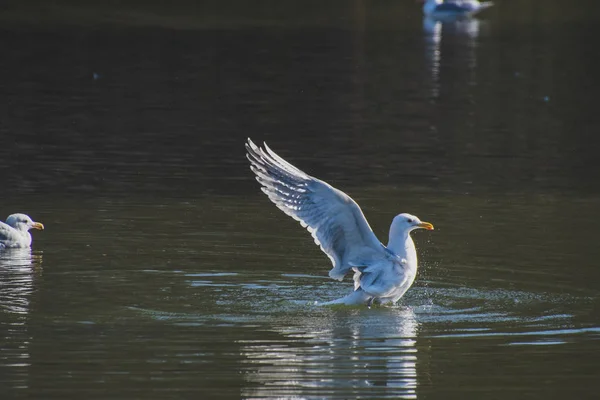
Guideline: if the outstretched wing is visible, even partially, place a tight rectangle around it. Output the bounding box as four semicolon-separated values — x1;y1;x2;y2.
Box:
246;138;386;280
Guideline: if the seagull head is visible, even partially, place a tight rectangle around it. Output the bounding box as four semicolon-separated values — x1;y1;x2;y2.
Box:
394;213;434;233
6;213;45;232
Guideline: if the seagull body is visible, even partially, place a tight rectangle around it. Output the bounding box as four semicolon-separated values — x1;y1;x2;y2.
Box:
246;139;433;306
423;0;494;18
0;214;44;249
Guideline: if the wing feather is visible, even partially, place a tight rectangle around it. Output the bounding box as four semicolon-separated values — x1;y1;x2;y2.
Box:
246;138;385;280
0;221;19;247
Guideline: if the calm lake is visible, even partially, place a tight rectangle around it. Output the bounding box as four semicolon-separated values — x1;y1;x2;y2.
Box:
1;0;599;398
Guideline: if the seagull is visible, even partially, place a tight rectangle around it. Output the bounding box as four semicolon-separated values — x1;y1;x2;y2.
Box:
0;213;44;249
246;139;434;306
422;0;494;18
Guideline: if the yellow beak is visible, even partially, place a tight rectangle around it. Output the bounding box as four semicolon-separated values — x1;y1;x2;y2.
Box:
32;222;44;230
418;221;434;230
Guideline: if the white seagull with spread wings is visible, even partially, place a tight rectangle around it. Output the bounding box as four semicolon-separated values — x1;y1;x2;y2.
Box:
0;213;44;249
246;139;434;306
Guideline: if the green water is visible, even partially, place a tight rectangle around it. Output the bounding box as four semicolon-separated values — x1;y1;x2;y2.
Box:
1;1;599;398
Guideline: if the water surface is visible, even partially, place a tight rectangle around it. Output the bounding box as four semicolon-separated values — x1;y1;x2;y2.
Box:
0;1;599;399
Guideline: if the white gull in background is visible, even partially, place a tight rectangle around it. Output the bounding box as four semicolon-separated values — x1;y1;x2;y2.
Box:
246;139;434;306
423;0;494;18
0;214;44;249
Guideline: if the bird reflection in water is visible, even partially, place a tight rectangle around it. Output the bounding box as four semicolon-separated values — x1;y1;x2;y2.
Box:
0;248;43;391
423;15;487;99
239;306;419;399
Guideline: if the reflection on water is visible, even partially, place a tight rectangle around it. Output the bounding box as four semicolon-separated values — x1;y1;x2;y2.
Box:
240;307;418;399
0;249;40;314
180;263;597;398
423;16;486;99
0;249;42;392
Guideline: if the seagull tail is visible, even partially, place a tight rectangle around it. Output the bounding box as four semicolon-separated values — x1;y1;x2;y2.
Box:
319;289;372;306
328;267;346;281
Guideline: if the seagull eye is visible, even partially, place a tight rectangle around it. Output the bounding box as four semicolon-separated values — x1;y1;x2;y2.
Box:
407;218;413;223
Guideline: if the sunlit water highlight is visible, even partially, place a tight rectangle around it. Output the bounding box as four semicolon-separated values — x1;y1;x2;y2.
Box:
121;268;598;399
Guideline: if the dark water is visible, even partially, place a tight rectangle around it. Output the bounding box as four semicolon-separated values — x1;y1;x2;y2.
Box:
1;1;599;398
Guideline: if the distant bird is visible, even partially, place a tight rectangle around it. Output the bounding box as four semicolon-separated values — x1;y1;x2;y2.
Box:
0;214;44;249
246;139;434;306
422;0;494;18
